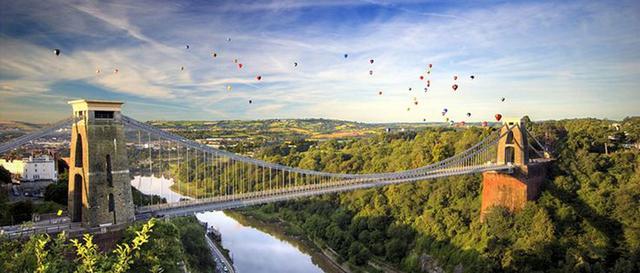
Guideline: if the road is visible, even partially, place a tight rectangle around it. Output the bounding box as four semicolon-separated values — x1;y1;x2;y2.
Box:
205;233;236;273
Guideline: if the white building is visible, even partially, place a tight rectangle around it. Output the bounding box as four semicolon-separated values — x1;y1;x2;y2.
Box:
0;155;57;182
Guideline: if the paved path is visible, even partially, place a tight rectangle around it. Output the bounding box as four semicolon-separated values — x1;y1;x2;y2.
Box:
205;233;236;273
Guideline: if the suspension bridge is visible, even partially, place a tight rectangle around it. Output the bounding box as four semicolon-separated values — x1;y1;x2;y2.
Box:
0;100;551;236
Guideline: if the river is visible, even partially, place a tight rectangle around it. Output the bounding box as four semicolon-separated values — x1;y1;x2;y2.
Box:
131;175;338;273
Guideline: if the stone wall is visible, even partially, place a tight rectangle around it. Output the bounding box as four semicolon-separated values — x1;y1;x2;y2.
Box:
480;161;549;220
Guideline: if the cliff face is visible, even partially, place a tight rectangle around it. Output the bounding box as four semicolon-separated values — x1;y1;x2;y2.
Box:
480;162;549;219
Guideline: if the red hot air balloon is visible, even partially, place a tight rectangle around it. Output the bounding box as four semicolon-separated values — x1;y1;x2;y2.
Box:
369;59;374;64
238;63;243;69
420;75;424;80
428;64;432;68
256;75;262;80
452;84;458;91
495;114;502;121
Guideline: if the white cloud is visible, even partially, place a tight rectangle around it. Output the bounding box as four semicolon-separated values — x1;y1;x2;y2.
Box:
0;0;639;122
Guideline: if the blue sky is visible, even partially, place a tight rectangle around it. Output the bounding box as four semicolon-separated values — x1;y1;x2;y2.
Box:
0;0;639;123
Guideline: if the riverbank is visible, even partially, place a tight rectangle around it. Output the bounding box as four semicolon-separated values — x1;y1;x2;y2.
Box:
230;209;402;273
226;210;349;273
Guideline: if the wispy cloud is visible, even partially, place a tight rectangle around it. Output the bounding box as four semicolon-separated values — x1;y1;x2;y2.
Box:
0;0;639;122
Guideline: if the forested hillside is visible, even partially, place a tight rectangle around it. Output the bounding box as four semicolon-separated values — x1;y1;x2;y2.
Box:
242;117;640;273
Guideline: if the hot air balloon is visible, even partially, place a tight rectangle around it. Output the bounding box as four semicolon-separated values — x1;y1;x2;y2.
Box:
414;101;419;106
114;69;119;74
449;120;455;125
227;85;232;91
501;97;506;102
495;114;502;121
369;59;374;64
378;91;383;95
227;38;231;42
256;75;262;81
453;75;458;81
344;54;348;58
427;80;431;87
427;70;431;74
181;66;184;71
234;59;238;64
212;52;217;58
408;87;412;91
294;62;298;67
369;70;373;75
185;45;190;49
460;121;466;126
481;121;488;127
249;100;252;104
238;63;243;69
452;84;458;91
470;75;475;80
445;117;450;122
96;69;100;74
420;75;424;80
423;118;427;122
424;87;428;92
53;49;61;56
407;107;411;111
467;112;471;117
428;64;432;68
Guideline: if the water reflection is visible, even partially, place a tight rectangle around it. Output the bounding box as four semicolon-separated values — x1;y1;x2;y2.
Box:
131;175;326;273
197;211;324;273
130;175;186;202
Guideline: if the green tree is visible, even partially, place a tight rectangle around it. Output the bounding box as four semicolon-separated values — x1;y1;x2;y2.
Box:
0;166;11;184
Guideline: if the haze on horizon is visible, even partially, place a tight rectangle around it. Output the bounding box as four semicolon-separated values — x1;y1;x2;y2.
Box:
0;0;639;123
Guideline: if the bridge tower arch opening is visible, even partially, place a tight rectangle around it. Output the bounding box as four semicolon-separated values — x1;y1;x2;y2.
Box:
67;100;134;227
72;174;83;222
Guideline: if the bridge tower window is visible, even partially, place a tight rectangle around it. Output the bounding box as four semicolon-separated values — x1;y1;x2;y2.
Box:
95;111;114;119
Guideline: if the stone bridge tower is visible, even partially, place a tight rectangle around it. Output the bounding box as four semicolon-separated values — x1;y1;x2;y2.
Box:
480;117;549;220
68;100;134;227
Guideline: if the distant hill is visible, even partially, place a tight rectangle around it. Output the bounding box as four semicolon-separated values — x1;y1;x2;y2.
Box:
0;120;46;142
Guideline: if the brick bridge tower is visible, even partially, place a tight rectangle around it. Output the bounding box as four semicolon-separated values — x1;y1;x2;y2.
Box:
68;100;135;227
480;117;550;219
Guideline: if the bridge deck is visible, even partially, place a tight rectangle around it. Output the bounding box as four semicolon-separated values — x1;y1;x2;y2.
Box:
136;164;512;219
